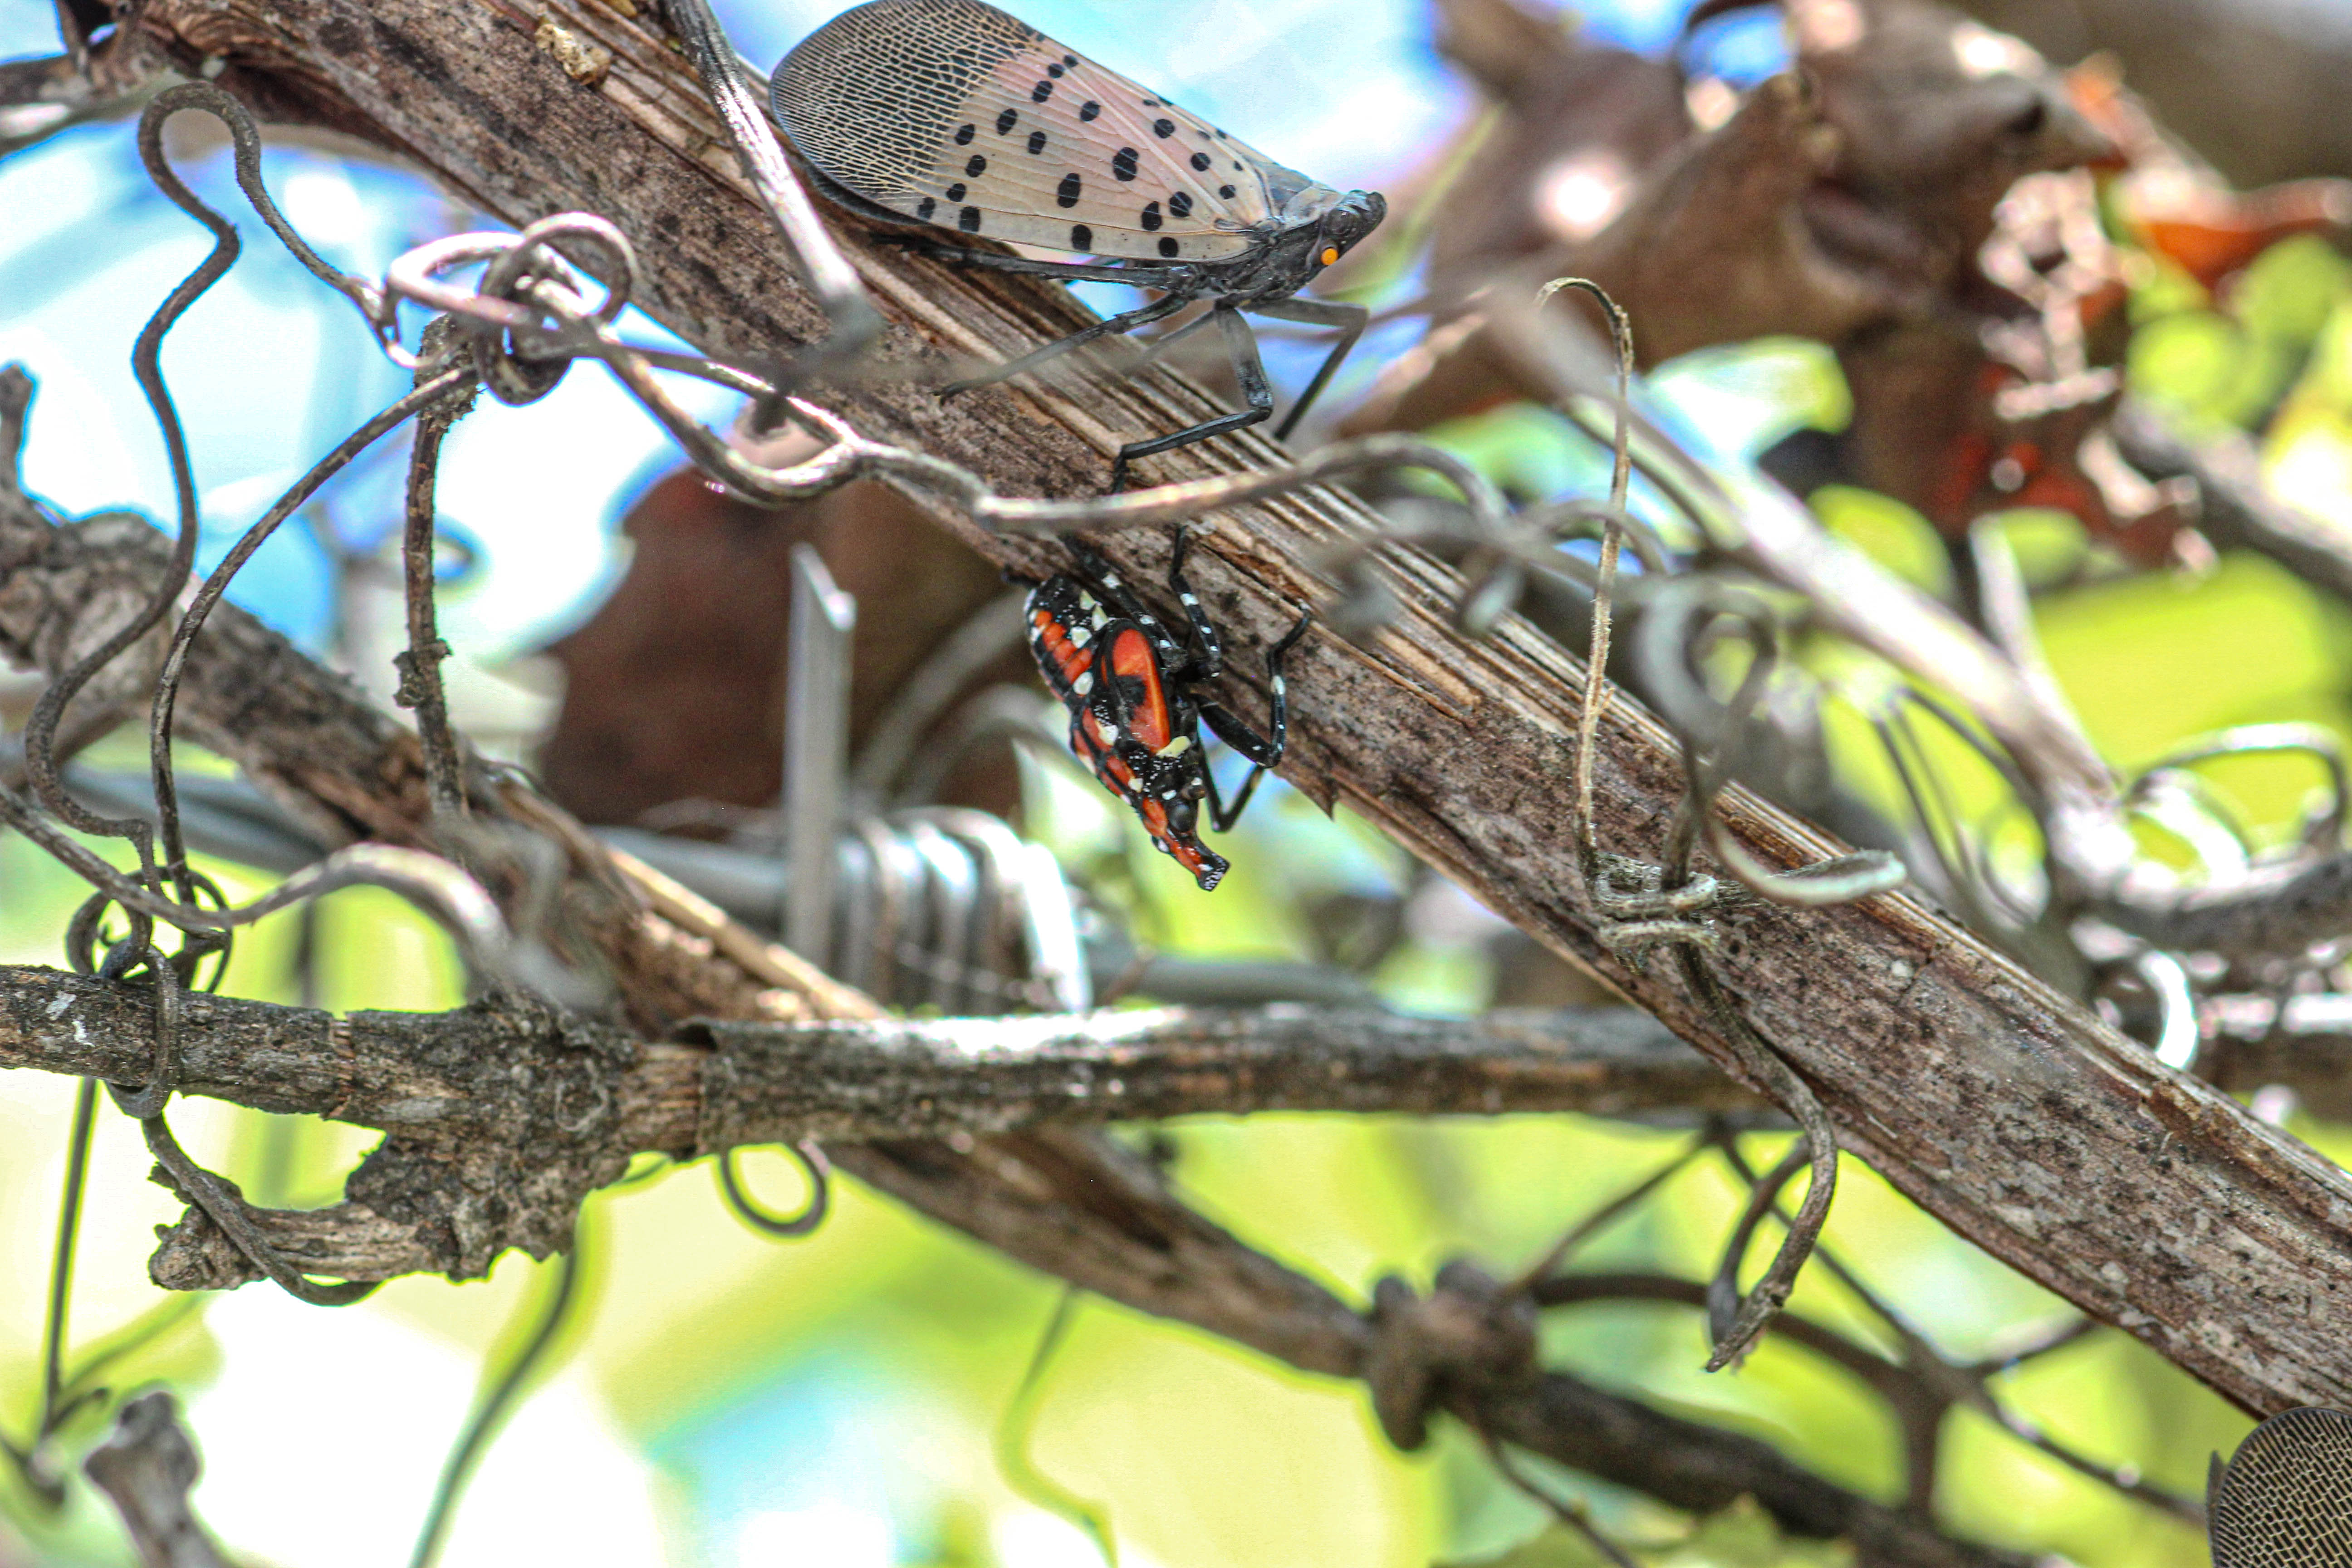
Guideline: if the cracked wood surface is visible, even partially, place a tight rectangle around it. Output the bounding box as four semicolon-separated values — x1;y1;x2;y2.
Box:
0;961;1745;1286
0;962;2018;1566
0;963;1748;1154
99;0;2352;1416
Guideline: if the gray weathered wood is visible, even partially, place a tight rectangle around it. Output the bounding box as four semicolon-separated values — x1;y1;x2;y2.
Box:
42;0;2352;1417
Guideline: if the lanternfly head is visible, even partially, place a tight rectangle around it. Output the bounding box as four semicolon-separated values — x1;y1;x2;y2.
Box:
1310;190;1386;271
1128;741;1225;889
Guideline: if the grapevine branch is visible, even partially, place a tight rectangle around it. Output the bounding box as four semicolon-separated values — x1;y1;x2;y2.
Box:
5;0;2352;1422
0;16;2303;1562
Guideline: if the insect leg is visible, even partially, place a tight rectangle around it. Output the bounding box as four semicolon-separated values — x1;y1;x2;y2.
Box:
1249;297;1370;442
1063;540;1181;664
1107;302;1274;493
888;241;1196;289
1134;305;1220;371
1164;523;1223;683
944;289;1194;397
1196;611;1312;832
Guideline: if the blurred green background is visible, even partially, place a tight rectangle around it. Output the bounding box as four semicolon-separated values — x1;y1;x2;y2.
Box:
12;0;2352;1564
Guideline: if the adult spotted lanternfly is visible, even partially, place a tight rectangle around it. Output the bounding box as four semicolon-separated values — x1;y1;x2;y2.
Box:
772;0;1387;489
1025;529;1311;891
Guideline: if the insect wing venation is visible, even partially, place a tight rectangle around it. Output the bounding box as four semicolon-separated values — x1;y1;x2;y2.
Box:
775;0;1287;260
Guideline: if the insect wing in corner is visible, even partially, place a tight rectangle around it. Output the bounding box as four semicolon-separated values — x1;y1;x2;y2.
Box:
771;0;1386;489
772;0;1302;260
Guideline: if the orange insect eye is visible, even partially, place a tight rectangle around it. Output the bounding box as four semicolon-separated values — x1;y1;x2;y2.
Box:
1319;246;1339;266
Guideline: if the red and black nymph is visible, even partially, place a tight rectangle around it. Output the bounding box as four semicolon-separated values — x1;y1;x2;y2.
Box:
1024;528;1311;890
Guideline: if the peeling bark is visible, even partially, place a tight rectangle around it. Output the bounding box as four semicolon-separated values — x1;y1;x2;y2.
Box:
2;0;2347;1426
0;961;1747;1284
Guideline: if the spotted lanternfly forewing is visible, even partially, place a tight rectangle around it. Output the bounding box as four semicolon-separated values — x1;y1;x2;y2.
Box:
2207;1406;2352;1568
1024;531;1309;891
772;0;1387;489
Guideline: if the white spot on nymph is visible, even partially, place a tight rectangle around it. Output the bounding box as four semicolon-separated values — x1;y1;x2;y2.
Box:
1095;716;1118;745
1068;624;1090;646
1078;590;1098;610
1273;675;1286;692
46;993;74;1019
1180;591;1197;605
1072;671;1093;695
1160;789;1176;799
1156;735;1191;756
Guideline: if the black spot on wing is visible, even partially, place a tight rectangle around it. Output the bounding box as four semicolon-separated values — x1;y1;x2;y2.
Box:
1168;191;1192;217
1079;99;1102;121
916;196;936;221
1056;171;1081;207
1152;118;1176;137
1158;237;1179;257
1031;78;1055;101
1112;146;1138;181
1029;128;1048;154
954;123;975;145
959;205;982;232
1047;61;1064;77
965;153;987;176
995;107;1017;135
1071;222;1093;250
1140;201;1162;230
945;181;965;201
1218;184;1236;199
1189;152;1211;171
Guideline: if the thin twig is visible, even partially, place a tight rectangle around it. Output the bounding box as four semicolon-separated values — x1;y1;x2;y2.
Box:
1537;277;1633;876
82;1392;231;1568
715;1140;833;1238
397;319;483;820
0;1077;101;1506
1479;1427;1644;1568
995;1288;1118;1565
408;1223;590;1568
1512;1130;1713;1292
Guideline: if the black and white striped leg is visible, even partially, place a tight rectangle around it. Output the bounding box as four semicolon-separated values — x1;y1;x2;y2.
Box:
1164;523;1225;683
944;289;1194;397
1249;296;1369;442
1196;610;1312;833
1108;301;1273;493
